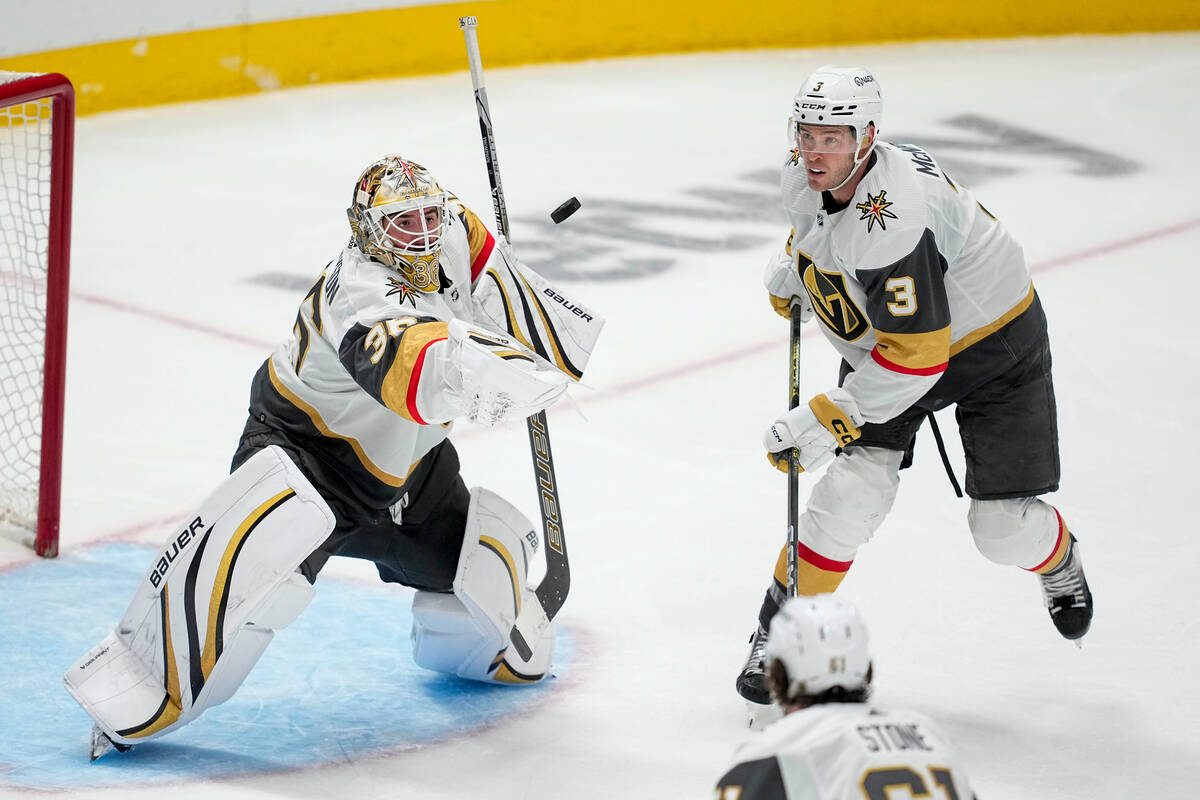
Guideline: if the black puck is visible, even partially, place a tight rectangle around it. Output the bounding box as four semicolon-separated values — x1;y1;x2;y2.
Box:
551;196;581;224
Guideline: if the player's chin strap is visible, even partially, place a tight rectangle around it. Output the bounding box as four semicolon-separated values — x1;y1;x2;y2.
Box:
827;126;878;195
925;411;963;498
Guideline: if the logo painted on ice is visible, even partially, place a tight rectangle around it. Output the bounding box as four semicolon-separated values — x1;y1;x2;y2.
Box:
855;189;898;233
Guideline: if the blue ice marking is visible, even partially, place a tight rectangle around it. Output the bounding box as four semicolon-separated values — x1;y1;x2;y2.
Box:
0;541;572;789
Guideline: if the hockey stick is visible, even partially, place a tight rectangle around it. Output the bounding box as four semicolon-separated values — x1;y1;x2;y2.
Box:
786;304;803;598
459;16;569;661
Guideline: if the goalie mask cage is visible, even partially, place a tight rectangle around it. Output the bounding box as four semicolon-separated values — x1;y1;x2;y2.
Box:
0;72;74;558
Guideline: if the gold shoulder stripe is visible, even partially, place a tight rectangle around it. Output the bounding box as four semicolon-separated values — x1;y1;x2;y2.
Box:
462;205;492;266
380;321;450;423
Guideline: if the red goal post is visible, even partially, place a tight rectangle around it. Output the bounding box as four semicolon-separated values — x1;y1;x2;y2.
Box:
0;71;74;558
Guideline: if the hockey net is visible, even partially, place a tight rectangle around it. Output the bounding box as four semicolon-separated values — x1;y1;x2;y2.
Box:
0;71;74;557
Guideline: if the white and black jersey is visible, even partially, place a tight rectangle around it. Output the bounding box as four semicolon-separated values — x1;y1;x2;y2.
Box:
246;195;498;510
716;704;976;800
780;142;1046;424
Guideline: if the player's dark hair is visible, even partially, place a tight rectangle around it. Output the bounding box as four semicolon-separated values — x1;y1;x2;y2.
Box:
767;660;873;709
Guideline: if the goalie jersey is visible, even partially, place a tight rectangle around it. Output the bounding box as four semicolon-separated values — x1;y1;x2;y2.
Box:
715;704;976;800
246;194;600;511
781;141;1047;424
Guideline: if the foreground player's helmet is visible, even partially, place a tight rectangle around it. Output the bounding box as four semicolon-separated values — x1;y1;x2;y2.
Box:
788;64;882;149
347;155;448;291
765;594;872;702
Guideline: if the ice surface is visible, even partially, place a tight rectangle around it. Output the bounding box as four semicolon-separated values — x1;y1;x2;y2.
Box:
2;32;1198;799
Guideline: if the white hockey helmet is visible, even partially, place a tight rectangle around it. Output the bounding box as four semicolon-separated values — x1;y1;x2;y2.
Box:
347;155;448;291
788;64;882;151
765;594;871;702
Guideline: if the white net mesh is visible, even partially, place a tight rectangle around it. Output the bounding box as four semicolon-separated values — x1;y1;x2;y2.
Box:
0;71;54;533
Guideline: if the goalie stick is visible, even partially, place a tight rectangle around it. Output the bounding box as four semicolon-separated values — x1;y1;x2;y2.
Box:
459;16;570;661
786;304;803;598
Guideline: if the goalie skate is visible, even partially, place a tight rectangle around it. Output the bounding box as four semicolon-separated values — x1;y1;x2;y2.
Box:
89;725;131;762
1039;534;1093;642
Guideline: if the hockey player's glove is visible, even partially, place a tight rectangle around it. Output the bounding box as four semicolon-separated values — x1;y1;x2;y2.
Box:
763;248;814;321
445;319;569;426
764;388;864;473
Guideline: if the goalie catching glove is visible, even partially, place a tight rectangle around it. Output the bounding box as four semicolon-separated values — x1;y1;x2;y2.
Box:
763;247;814;322
445;319;569;426
764;388;864;473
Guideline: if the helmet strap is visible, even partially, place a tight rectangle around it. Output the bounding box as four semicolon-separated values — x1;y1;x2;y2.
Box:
827;124;876;195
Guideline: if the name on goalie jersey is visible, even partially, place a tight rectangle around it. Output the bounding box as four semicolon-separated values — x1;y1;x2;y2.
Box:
542;287;594;322
149;516;206;588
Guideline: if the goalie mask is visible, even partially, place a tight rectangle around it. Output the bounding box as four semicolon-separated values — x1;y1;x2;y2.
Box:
347;156;448;292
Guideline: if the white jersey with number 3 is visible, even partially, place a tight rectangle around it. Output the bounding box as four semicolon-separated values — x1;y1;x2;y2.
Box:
780;141;1046;424
716;704;975;800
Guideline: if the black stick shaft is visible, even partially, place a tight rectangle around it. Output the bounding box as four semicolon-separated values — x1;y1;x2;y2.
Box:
459;17;570;657
787;305;803;598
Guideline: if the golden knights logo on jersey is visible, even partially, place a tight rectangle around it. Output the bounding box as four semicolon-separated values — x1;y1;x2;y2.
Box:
855;189;897;233
803;263;870;342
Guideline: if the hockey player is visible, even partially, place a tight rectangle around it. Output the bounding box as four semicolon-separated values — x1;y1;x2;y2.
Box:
717;595;977;799
736;65;1093;705
64;156;603;758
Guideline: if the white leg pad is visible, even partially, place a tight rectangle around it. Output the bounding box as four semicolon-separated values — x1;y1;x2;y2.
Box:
410;487;553;684
798;446;903;560
968;496;1061;567
63;446;335;746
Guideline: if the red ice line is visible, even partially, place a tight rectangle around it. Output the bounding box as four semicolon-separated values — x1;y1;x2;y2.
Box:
58;215;1198;546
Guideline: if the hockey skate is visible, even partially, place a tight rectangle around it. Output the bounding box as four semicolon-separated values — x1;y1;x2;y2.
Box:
735;625;771;705
89;725;131;762
1039;535;1093;642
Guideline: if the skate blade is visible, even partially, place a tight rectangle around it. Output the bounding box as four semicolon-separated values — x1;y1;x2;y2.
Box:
89;725;131;762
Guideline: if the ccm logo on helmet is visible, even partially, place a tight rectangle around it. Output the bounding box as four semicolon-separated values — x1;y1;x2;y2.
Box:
800;102;826;110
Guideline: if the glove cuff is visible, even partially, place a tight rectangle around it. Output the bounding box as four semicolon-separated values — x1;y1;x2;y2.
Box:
808;391;863;446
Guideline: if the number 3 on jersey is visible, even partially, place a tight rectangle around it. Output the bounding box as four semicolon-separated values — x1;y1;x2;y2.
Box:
885;276;916;317
862;765;966;799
